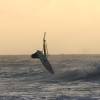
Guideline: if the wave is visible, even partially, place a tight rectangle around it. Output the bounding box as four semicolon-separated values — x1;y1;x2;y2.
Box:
56;95;99;100
49;62;100;81
0;96;32;100
0;95;98;100
1;63;100;82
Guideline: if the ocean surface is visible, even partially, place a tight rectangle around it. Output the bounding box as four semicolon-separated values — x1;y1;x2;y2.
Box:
0;55;100;100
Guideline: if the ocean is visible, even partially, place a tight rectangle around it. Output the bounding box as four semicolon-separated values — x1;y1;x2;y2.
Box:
0;55;100;100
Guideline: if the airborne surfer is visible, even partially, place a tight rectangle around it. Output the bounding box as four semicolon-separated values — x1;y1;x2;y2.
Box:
31;32;54;74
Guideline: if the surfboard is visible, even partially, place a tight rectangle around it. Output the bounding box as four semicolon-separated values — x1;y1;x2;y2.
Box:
39;55;54;74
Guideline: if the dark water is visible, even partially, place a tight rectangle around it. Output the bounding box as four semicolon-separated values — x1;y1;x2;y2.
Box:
0;55;100;100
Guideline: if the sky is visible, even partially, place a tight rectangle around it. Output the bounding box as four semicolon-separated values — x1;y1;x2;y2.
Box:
0;0;100;54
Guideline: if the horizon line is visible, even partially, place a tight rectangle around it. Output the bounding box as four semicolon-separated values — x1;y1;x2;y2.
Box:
1;53;100;56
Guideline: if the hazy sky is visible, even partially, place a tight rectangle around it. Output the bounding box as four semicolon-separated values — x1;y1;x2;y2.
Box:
0;0;100;54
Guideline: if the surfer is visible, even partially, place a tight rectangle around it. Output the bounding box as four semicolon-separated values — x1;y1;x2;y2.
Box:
31;32;54;74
